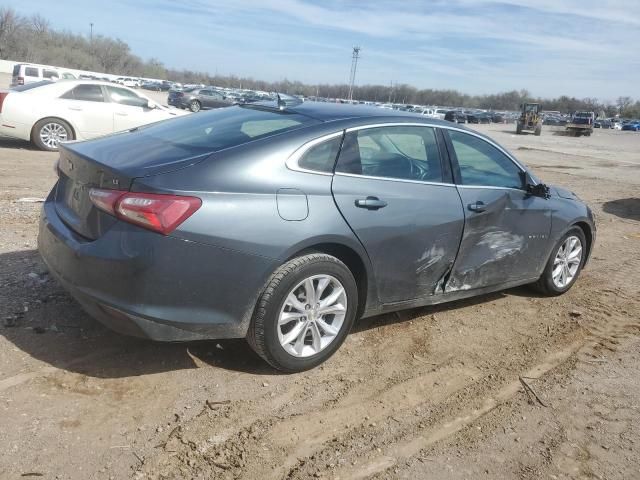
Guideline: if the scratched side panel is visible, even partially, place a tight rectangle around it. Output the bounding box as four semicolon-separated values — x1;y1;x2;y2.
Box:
445;188;552;292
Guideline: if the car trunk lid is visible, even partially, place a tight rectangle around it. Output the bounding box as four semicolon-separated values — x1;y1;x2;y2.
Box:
54;134;213;240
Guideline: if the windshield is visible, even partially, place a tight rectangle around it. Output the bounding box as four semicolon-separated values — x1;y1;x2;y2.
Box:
137;105;319;151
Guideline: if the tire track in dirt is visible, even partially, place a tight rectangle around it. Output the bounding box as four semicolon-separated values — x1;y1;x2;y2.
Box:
329;311;640;479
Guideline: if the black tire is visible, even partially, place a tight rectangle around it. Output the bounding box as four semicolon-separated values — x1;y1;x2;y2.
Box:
534;125;542;136
516;123;523;134
247;254;358;372
189;100;201;112
32;118;74;152
532;227;587;296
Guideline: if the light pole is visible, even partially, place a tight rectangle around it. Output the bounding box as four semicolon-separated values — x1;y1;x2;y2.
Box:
347;46;361;102
90;22;93;42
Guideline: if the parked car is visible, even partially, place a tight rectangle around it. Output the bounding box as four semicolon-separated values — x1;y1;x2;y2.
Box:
116;77;138;88
141;81;171;92
173;87;235;112
0;80;187;151
621;120;640;131
466;112;491;124
11;63;76;86
37;102;595;371
444;110;466;123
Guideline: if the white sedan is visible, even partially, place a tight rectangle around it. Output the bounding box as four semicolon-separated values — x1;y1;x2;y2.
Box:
0;80;188;151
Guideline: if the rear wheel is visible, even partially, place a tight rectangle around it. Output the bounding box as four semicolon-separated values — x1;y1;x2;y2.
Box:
247;254;358;372
32;118;74;152
533;227;586;296
189;100;201;112
516;123;523;134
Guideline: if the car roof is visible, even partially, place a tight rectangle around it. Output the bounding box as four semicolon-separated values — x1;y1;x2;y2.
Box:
256;101;454;126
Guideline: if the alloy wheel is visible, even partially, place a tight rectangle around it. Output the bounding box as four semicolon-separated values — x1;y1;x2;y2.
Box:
277;274;347;358
552;235;583;288
39;122;68;149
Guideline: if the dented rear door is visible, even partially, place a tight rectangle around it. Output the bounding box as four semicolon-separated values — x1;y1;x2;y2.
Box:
443;129;552;292
332;125;465;304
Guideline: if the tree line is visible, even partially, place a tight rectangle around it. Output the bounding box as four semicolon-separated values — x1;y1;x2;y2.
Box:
1;7;639;117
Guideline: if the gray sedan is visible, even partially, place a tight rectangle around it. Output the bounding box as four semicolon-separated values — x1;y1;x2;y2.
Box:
177;87;234;112
38;102;595;372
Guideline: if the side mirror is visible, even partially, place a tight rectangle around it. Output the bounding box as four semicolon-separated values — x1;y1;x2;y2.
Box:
521;171;551;198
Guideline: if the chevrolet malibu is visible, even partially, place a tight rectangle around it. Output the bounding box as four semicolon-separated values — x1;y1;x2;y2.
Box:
38;101;595;372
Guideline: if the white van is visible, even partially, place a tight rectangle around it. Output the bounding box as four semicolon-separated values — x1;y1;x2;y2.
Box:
11;64;76;87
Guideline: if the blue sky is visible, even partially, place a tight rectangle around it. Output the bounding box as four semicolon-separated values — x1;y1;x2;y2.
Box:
12;0;639;100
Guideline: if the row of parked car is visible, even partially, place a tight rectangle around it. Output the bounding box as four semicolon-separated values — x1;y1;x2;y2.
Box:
167;86;274;112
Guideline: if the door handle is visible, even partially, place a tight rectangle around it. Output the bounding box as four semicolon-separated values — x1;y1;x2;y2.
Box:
355;196;388;210
467;201;486;212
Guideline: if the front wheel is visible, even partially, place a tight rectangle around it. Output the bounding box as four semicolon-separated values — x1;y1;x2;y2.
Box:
533;228;586;296
247;254;358;372
32;118;74;151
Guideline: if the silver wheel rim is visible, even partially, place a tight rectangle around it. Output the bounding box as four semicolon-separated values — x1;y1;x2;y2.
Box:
191;101;200;112
39;122;68;149
552;235;583;289
278;274;347;358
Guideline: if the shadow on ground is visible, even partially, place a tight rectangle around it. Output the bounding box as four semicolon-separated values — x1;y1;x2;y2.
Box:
602;198;640;221
0;136;39;150
1;249;521;379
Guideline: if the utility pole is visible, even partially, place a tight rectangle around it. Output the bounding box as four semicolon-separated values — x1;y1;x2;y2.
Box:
90;22;93;42
347;46;361;102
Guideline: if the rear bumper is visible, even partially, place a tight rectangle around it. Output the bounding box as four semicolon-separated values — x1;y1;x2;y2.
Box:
0;120;31;141
37;192;277;341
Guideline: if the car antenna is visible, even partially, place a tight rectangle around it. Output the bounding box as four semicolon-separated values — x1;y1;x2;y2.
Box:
276;93;303;110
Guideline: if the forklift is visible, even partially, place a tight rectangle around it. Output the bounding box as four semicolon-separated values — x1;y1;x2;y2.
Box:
516;103;542;136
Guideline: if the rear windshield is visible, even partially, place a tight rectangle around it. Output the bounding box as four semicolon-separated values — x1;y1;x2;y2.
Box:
12;64;20;76
137;105;319;151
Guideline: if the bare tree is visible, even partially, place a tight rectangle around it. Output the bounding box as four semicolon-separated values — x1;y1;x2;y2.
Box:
616;96;633;115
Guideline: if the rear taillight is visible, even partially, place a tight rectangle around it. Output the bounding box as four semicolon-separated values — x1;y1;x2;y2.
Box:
0;92;8;113
18;77;24;85
89;188;201;235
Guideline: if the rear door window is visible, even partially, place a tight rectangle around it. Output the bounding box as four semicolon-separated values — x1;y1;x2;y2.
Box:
61;84;105;102
336;126;444;182
25;67;39;77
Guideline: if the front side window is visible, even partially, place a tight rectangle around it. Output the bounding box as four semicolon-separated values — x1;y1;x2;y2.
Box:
335;126;443;182
449;131;522;189
61;84;105;102
298;136;342;173
43;70;59;79
105;86;142;106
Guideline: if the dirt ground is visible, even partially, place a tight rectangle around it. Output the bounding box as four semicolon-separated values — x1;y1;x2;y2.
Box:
0;113;639;479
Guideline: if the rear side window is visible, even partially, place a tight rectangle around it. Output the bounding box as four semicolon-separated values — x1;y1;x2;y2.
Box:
43;70;59;79
336;126;443;182
25;67;39;77
61;84;105;102
138;105;318;151
298;136;342;173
